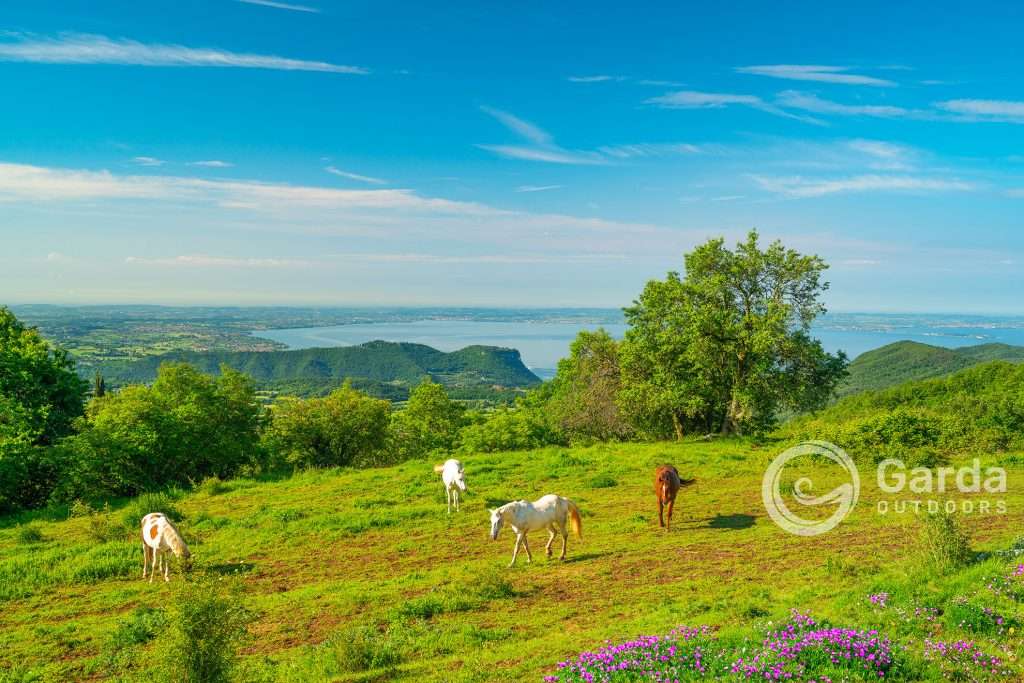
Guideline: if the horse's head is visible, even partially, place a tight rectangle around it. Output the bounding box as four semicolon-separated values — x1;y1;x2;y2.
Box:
489;508;504;540
455;471;467;493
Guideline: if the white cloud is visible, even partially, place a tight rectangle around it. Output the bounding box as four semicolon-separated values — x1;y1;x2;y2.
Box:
646;90;822;124
132;156;164;167
567;75;620;83
46;252;72;263
189;160;234;168
710;195;744;202
736;64;896;87
237;0;320;12
0;32;367;74
750;174;976;198
935;99;1024;123
596;143;703;158
126;255;312;268
515;185;562;192
328;252;625;264
325;166;387;184
480;106;552;146
775;91;912;118
479;106;606;164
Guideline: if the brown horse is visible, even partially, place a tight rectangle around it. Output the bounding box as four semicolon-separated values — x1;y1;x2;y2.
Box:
654;465;693;531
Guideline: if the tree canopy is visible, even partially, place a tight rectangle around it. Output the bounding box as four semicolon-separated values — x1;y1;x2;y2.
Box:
621;231;847;437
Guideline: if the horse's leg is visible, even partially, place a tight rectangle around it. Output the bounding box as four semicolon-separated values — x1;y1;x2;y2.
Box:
560;525;568;560
142;544;149;579
164;551;170;582
658;498;665;527
545;527;556;557
509;533;523;567
522;533;533;563
666;496;675;532
446;485;452;514
454;488;459;512
149;549;156;584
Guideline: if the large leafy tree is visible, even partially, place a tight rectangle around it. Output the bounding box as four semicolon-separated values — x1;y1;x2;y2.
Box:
0;307;87;445
621;231;847;437
0;307;87;511
547;329;632;442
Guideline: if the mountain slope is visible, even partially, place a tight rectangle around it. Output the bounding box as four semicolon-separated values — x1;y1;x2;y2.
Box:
95;340;541;399
840;340;1024;396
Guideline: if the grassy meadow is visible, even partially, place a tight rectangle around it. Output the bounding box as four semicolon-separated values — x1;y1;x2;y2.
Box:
2;440;1024;681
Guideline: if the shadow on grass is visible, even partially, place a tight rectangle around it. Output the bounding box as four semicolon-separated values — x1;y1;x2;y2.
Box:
561;551;613;564
703;513;756;530
203;561;257;575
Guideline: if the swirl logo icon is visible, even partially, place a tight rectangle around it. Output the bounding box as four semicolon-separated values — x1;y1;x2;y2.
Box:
762;441;859;536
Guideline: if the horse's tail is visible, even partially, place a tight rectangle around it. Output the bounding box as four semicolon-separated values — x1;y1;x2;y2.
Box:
567;500;582;539
433;463;445;473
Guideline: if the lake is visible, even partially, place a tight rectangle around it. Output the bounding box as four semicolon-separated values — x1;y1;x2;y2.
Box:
253;312;1024;379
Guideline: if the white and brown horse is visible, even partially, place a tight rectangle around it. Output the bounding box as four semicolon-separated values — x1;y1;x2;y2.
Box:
489;494;581;566
141;512;191;582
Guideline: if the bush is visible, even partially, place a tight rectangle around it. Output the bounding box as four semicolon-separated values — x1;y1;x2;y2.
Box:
328;624;402;672
102;606;168;672
15;524;43;544
54;363;262;502
262;384;391;470
919;511;972;574
588;473;618;489
458;403;563;453
389;379;465;461
120;491;184;531
160;577;252;683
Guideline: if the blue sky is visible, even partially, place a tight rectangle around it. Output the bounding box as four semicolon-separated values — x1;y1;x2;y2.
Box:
1;1;1023;312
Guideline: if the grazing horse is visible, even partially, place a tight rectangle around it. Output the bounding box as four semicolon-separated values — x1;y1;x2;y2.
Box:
141;512;191;582
434;459;468;513
654;465;687;531
489;494;581;566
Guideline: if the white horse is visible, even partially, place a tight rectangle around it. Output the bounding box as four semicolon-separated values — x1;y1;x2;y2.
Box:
489;494;582;566
434;459;468;513
141;512;191;582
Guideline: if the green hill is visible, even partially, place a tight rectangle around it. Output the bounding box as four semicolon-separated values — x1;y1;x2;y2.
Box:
95;341;541;400
788;359;1024;457
840;340;1024;396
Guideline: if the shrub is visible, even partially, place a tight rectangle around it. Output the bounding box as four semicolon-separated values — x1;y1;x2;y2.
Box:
54;364;262;502
458;403;563;453
159;577;252;683
262;384;391;470
102;606;167;672
389;379;466;461
919;511;972;574
327;624;402;672
197;476;228;496
120;491;184;531
588;473;618;489
15;524;43;544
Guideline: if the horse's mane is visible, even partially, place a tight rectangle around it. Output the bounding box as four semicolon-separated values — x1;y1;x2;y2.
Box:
163;519;191;557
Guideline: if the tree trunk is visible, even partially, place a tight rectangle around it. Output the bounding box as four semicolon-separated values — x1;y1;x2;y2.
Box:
720;397;740;435
671;413;685;441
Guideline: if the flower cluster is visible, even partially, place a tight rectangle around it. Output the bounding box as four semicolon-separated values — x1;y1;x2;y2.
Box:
730;610;893;681
547;625;721;682
923;638;1011;679
868;592;890;609
986;564;1024;601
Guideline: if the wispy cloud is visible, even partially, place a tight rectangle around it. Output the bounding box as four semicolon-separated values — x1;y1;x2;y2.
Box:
515;185;562;193
775;90;913;118
736;64;896;87
0;32;367;74
478;106;606;165
131;156;164;167
325;166;387;184
750;173;975;198
567;75;621;83
189;160;234;168
596;143;704;158
710;195;744;202
646;90;822;124
126;254;312;268
46;251;72;263
237;0;320;12
935;99;1024;123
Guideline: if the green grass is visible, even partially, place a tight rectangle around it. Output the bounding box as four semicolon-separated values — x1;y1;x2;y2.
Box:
2;440;1024;681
